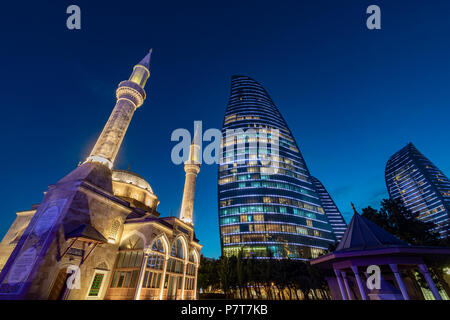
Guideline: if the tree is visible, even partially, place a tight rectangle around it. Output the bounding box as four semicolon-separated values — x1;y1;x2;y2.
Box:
197;255;221;294
361;198;445;246
218;255;237;299
198;254;332;300
235;250;247;298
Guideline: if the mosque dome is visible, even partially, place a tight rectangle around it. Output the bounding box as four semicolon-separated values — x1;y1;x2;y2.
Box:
112;170;159;213
112;170;154;193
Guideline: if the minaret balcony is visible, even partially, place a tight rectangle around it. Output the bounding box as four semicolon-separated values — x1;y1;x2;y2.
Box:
116;80;146;108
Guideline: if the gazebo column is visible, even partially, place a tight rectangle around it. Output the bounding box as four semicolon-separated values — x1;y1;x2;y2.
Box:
389;264;410;300
418;264;442;300
351;266;367;300
341;271;353;300
334;269;347;300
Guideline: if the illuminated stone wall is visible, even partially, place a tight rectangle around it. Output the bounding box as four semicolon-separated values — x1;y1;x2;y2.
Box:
0;210;35;272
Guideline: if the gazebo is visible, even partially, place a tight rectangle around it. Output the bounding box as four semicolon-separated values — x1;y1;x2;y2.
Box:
310;206;450;300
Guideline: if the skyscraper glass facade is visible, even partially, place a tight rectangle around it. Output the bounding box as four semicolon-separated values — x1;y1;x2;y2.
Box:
218;75;336;260
385;143;450;237
311;176;347;241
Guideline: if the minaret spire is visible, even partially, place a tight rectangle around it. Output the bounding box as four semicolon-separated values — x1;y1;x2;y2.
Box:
179;123;202;225
351;202;358;215
138;48;152;69
84;50;152;169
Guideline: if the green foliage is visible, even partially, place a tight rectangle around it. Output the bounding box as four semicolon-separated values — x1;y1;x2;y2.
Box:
197;255;221;293
197;251;330;300
361;198;447;246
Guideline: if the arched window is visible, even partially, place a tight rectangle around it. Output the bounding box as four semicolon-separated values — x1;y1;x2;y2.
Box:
171;239;184;259
110;233;146;295
185;250;197;295
165;238;186;299
152;238;164;253
189;251;196;263
138;236;167;294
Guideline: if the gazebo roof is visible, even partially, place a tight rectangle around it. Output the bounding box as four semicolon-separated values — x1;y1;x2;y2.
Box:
311;209;450;268
335;212;407;252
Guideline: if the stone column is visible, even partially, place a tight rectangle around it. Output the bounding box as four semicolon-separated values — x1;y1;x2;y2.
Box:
193;265;199;300
334;269;347;300
134;252;149;300
341;271;353;300
389;264;410;300
418;264;442;300
159;255;169;300
180;261;188;299
351;266;367;300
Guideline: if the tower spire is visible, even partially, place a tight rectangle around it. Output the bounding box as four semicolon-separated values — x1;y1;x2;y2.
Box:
138;48;152;69
351;202;358;215
179;123;202;225
84;51;152;169
187;121;201;164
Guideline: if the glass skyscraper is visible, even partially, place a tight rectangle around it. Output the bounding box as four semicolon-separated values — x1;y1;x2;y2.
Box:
385;142;450;237
218;75;336;260
311;176;347;241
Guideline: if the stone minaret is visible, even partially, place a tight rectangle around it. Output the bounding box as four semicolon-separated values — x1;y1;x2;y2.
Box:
85;49;152;169
179;124;201;225
0;50;154;299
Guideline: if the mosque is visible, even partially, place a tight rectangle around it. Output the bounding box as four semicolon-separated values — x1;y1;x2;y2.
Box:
0;50;202;300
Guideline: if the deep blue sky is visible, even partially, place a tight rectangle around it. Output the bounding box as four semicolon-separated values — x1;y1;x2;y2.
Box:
0;1;449;258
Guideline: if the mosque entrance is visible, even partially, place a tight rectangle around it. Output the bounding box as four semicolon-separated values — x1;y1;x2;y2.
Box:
48;268;69;300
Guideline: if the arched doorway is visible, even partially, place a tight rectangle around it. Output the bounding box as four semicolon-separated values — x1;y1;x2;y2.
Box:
48;268;69;300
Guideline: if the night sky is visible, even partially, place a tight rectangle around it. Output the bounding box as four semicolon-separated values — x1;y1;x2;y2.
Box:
0;1;449;258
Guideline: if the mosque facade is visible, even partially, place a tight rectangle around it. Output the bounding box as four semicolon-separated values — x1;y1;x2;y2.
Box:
0;50;202;300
